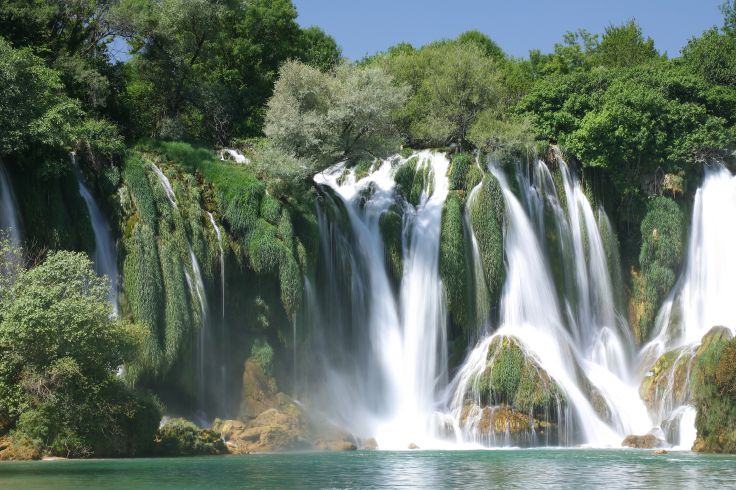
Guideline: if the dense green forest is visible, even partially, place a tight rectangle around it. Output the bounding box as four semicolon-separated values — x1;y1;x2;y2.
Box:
1;0;736;459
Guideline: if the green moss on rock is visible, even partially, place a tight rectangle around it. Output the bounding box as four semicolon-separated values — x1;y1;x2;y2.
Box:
469;173;505;309
439;192;470;330
379;206;404;287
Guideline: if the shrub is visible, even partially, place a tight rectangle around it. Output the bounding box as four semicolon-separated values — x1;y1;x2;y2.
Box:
156;418;226;456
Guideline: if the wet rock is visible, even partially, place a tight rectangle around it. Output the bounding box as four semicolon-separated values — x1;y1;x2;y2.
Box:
639;346;694;414
622;433;666;449
408;443;419;450
654;449;668;455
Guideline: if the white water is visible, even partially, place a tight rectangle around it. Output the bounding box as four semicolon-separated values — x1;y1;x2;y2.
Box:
220;148;250;164
73;154;120;315
0;161;22;247
639;165;736;443
314;151;452;449
151;163;178;208
450;159;650;447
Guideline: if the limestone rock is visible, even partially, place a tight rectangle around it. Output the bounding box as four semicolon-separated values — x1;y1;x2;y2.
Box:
214;403;311;454
239;358;281;420
408;443;419;450
361;437;378;450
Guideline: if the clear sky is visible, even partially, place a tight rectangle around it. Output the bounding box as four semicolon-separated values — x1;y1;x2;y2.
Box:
293;0;725;60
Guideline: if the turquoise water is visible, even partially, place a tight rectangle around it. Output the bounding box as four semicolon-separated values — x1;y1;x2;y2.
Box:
1;449;735;489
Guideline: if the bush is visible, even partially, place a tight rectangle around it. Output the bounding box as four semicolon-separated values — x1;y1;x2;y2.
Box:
0;251;162;457
156;418;226;456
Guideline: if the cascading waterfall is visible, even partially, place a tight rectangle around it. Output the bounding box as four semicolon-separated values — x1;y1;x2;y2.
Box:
639;164;736;449
311;151;451;449
207;211;227;406
72;153;120;315
449;158;650;447
0;161;22;247
151;162;210;414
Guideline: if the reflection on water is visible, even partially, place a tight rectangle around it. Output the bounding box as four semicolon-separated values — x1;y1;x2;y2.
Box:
1;450;735;489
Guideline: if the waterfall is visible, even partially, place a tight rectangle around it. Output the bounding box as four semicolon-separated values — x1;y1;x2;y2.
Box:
207;211;226;407
311;151;451;448
465;181;491;330
0;161;22;247
150;162;210;414
450;159;650;446
638;164;736;444
73;154;120;315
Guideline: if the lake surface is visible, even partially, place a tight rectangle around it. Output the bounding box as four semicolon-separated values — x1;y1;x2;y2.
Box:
1;449;735;489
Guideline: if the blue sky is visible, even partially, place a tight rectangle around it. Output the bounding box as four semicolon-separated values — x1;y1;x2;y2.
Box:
293;0;725;60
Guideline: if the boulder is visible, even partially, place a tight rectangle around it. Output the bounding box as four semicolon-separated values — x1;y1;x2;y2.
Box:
361;437;378;450
408;443;419;450
622;433;666;449
214;403;311;454
460;404;557;446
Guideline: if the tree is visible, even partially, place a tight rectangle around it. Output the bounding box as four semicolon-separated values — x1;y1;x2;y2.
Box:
0;250;160;456
595;20;659;68
682;27;736;86
264;60;408;173
374;40;503;147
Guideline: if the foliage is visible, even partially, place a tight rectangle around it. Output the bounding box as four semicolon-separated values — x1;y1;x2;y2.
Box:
250;338;274;376
448;153;472;191
265;60;408;175
691;329;736;453
379;206;403;287
474;336;566;418
0;250;161;456
633;196;685;342
372;39;503;147
469;174;506;308
439;193;469;330
156;418;226;456
682;27;736;86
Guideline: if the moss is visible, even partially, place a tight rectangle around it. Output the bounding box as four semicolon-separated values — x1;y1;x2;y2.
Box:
408;160;434;207
399;147;414;158
247;219;283;275
474;336;566;419
394;156;418;197
691;328;736;453
159;230;195;368
469;173;505;309
260;194;282;225
353;158;373;181
634;196;686;342
448;152;472;191
124;153;158;228
465;164;483;192
378;206;404;286
122;222;164;374
279;252;303;320
639;347;693;413
439;192;470;330
250;338;274;376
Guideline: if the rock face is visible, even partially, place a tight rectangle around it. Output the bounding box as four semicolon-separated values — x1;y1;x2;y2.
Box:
622;433;666;449
640;346;694;414
239;358;281;420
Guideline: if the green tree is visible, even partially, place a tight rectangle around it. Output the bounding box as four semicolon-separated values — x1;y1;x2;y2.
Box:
264;60;408;174
595;20;659;68
0;250;160;456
